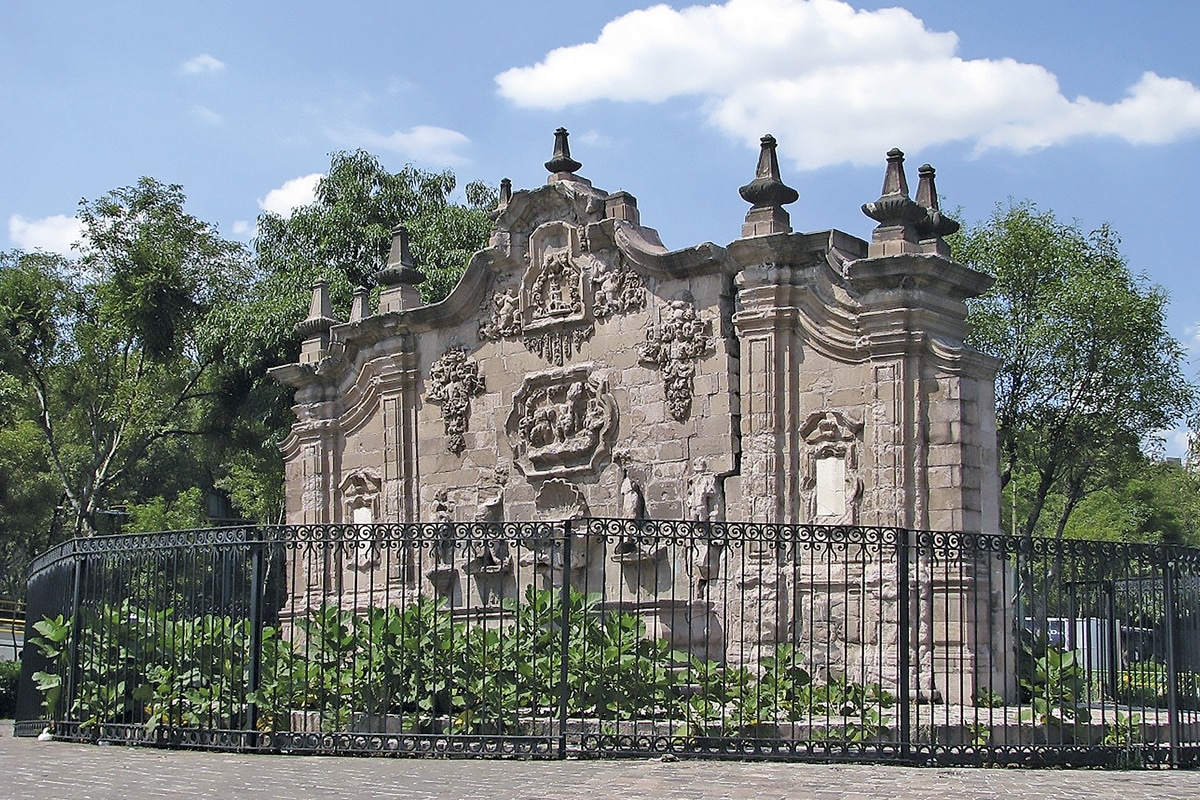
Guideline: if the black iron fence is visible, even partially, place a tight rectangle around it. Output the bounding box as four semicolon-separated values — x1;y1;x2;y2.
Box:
14;520;1200;767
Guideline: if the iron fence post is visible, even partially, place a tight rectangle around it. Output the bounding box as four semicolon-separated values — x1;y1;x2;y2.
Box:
1105;580;1118;703
1163;555;1180;767
897;528;912;762
245;527;265;745
558;519;573;760
65;542;83;730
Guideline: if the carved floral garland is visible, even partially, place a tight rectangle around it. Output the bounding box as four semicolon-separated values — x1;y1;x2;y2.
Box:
639;300;713;422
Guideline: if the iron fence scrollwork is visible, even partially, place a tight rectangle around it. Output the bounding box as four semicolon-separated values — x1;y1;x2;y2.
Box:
12;520;1200;768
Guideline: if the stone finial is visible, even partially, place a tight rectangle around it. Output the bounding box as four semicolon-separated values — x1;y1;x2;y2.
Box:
376;225;426;313
295;279;339;363
376;225;425;287
545;127;585;184
349;285;371;322
738;134;799;238
295;279;338;338
739;135;799;208
861;148;926;256
913;164;960;251
498;178;512;209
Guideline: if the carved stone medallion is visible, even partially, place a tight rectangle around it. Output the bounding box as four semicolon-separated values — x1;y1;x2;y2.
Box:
425;348;486;455
639;297;714;422
506;364;617;479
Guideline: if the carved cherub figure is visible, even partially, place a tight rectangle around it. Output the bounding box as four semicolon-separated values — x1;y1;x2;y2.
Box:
494;287;520;332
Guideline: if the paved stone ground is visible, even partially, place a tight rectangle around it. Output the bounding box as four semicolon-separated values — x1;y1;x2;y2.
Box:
4;722;1198;800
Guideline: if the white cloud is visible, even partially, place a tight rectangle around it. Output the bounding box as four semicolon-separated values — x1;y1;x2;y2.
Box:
8;214;82;256
1162;427;1194;461
496;0;1200;169
181;54;225;75
328;125;472;167
258;174;321;217
190;105;223;126
574;130;613;148
230;220;253;236
1185;323;1200;353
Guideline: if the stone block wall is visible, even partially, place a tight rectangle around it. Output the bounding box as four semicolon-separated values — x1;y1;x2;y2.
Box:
271;132;1008;703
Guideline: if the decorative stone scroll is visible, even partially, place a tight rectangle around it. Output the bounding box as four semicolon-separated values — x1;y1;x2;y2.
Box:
639;298;714;422
506;365;617;479
425;348;486;455
799;410;864;523
524;327;593;366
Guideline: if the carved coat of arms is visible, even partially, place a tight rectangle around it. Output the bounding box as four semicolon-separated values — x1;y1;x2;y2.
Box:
506;365;617;479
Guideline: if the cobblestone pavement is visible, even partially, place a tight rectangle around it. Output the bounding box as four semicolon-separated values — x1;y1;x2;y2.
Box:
4;723;1198;800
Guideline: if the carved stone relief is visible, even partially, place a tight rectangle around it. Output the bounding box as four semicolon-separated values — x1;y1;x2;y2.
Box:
506;365;617;479
521;221;595;365
478;286;522;340
799;410;865;524
534;478;590;521
464;472;513;577
425;348;485;455
685;458;725;594
591;254;646;320
479;221;646;363
519;480;592;580
428;488;456;572
639;297;714;422
611;465;666;565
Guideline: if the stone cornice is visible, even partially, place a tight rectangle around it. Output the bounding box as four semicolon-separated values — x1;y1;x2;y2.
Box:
845;253;994;302
591;219;731;279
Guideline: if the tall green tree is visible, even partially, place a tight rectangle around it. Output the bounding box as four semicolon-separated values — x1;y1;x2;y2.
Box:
207;152;495;523
0;178;251;537
0;373;60;597
956;201;1197;538
222;150;494;368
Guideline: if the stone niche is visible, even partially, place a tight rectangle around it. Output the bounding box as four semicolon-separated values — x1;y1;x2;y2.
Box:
271;129;1007;704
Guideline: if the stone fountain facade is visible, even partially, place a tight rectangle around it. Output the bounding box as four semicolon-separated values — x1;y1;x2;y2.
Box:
271;130;1008;704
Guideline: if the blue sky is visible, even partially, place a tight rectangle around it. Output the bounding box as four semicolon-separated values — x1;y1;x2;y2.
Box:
2;0;1198;453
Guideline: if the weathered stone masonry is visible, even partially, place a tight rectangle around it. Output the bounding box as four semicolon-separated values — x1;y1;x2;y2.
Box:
271;129;1007;704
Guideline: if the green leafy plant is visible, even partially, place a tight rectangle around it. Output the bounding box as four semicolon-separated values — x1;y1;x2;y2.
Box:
0;659;20;718
28;592;896;745
1019;646;1092;736
966;722;991;746
1103;709;1143;746
972;686;1004;708
29;613;72;722
1116;660;1200;710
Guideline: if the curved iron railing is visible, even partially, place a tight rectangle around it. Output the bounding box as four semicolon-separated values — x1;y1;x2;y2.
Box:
14;520;1200;768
